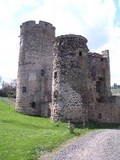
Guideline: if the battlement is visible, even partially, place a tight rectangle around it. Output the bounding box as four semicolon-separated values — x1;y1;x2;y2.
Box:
21;20;36;27
20;20;55;34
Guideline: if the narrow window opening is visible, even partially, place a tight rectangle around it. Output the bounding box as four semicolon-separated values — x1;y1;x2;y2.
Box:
54;72;57;78
54;91;58;98
79;51;82;56
96;81;100;93
92;67;96;79
54;109;56;113
96;98;102;103
98;113;102;119
31;101;36;108
22;87;26;93
41;69;45;76
99;77;103;81
101;58;104;61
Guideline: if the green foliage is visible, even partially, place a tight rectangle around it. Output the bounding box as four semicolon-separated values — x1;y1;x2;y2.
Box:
111;89;120;94
0;98;89;160
0;80;16;98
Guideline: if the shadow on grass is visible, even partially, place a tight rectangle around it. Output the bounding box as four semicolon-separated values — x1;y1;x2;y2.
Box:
74;120;120;129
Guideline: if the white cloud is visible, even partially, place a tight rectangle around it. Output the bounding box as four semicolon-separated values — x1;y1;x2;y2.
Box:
0;0;120;85
96;25;120;84
0;28;19;80
0;0;39;26
20;0;115;46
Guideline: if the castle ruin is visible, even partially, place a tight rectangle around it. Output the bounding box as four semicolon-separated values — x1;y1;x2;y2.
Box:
16;20;120;123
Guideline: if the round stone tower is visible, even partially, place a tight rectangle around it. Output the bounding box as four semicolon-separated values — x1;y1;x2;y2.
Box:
51;34;89;122
16;20;55;116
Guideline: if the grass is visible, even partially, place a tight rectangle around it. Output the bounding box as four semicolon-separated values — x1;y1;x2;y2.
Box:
0;98;91;160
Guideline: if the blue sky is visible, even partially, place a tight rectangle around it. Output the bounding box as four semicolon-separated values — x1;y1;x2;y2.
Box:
0;0;120;85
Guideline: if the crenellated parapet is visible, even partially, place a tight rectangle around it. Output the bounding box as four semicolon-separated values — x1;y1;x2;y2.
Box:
20;20;55;35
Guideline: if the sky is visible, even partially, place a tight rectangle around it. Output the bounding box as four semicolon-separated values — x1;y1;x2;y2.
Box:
0;0;120;85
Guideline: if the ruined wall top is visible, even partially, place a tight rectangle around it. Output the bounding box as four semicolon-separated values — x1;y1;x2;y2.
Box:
55;34;89;52
56;34;88;43
101;50;109;59
20;20;55;34
88;50;109;60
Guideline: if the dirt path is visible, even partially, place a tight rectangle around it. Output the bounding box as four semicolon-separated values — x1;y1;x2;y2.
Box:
39;129;120;160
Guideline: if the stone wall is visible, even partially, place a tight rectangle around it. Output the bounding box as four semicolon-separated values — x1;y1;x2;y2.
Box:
88;50;111;102
16;20;55;116
51;35;89;122
88;96;120;123
16;20;120;124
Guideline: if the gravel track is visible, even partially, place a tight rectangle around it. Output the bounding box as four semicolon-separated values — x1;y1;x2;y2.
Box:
39;129;120;160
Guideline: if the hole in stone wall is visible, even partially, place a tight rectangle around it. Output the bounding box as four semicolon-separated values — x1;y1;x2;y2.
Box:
98;113;102;119
54;72;57;78
92;67;96;79
98;77;103;81
79;51;82;56
22;87;26;93
54;109;56;113
96;98;102;103
41;69;45;76
96;81;100;93
31;101;36;108
101;58;104;61
54;91;58;98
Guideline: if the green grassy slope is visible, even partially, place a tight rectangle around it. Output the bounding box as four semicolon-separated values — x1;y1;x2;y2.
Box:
0;99;89;160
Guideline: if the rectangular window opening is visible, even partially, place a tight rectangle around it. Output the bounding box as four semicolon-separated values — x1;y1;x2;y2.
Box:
54;91;58;98
41;69;45;76
54;72;57;78
98;113;102;119
31;101;36;108
22;87;26;93
96;81;100;93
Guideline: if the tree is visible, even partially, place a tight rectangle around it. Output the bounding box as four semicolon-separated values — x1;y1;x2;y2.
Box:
0;79;16;98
